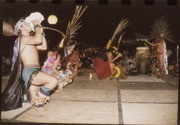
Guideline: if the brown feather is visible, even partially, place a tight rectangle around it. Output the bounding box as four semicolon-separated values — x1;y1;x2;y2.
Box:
111;18;129;42
66;5;88;43
117;32;125;49
3;21;15;36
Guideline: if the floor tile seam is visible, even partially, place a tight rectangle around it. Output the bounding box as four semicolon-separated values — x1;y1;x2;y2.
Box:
119;81;165;83
1;120;41;124
121;102;178;104
63;88;118;90
117;80;124;124
50;99;118;103
120;89;178;91
76;78;167;83
7;120;120;124
165;81;178;87
119;89;178;90
73;81;119;83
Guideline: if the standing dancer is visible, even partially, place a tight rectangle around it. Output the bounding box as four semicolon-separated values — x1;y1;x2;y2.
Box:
152;33;168;76
145;17;173;76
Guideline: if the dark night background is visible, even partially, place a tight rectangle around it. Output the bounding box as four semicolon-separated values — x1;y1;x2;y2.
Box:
0;0;179;65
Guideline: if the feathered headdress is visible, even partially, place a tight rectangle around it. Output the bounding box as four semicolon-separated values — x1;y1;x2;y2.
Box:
3;19;26;36
56;5;87;49
106;18;129;49
3;21;16;36
65;5;88;44
151;17;173;42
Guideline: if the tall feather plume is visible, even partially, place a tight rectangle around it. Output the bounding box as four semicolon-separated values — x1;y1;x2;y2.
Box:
117;32;125;49
106;18;129;49
3;21;15;36
151;17;174;42
111;18;129;42
65;5;88;43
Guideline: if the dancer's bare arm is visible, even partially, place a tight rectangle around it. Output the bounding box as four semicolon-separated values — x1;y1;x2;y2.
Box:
112;53;122;63
107;52;122;63
37;37;47;50
107;52;113;63
150;42;162;47
21;20;43;45
145;39;161;47
52;55;60;75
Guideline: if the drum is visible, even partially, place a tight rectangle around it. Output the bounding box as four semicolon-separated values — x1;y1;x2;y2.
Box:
135;47;151;75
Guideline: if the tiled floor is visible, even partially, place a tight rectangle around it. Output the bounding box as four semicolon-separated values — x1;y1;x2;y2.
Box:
1;69;178;124
119;75;165;82
121;90;178;103
16;101;119;124
122;103;177;125
1;103;32;120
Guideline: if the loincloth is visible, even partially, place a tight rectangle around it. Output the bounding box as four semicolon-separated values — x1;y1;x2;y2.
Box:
22;68;39;92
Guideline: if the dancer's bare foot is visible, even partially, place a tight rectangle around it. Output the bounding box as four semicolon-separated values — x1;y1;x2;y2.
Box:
31;94;50;110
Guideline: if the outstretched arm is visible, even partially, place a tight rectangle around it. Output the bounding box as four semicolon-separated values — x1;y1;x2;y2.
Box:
151;42;161;47
111;53;123;63
107;52;122;63
145;40;161;47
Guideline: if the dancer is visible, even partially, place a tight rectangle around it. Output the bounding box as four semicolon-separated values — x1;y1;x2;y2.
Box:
42;39;74;89
68;47;82;78
42;5;87;87
91;49;114;80
145;17;173;76
151;33;168;76
107;45;123;63
91;18;129;80
1;13;58;110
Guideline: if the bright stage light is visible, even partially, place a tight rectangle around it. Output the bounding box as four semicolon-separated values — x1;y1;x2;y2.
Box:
47;15;58;25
